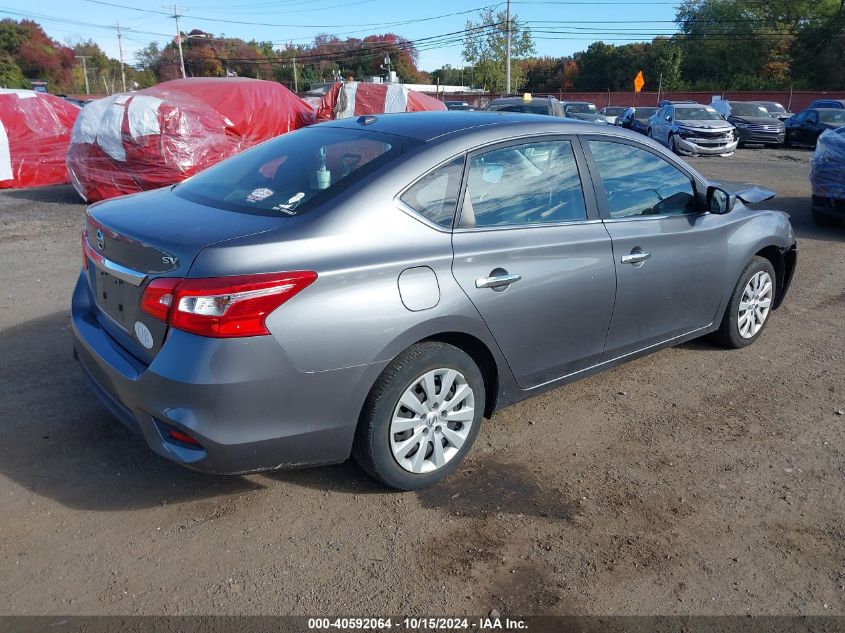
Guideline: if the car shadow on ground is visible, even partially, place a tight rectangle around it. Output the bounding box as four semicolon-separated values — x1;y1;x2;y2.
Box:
754;195;845;243
0;311;268;511
0;310;402;511
1;184;84;205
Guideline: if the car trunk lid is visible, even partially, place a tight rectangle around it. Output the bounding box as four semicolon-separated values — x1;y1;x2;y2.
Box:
84;186;287;364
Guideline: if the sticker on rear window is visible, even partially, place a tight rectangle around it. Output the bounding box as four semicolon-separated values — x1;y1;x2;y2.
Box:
246;187;274;203
273;192;305;215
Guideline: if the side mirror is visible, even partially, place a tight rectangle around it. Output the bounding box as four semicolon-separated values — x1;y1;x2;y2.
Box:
665;115;672;122
707;185;736;214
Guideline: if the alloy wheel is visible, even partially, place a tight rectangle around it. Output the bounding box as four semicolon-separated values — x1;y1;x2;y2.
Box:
389;368;475;474
738;270;773;339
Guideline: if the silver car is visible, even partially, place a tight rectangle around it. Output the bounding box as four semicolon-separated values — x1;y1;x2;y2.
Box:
648;103;739;156
72;112;796;490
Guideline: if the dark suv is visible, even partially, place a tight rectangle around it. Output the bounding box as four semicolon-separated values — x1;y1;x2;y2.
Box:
485;95;564;117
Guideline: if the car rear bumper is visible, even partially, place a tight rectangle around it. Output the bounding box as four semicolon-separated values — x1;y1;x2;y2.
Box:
71;271;382;474
676;136;739;156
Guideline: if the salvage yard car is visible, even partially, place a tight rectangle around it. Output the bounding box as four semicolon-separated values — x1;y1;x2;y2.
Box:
785;108;845;148
72;112;796;490
616;106;659;135
710;100;785;147
485;94;565;117
648;102;738;156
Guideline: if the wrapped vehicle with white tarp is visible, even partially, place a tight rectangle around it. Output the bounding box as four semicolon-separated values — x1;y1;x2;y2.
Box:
0;89;80;189
316;81;446;122
810;127;845;226
67;77;316;202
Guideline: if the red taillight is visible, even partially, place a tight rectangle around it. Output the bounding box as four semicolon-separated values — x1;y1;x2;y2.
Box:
166;429;201;447
140;271;317;338
140;278;179;321
82;230;89;270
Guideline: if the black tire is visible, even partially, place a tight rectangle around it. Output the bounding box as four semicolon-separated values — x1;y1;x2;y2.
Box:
712;256;777;349
813;209;844;227
669;133;680;154
352;342;486;490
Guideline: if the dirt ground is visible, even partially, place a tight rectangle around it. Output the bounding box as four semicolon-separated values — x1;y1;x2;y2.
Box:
0;147;843;617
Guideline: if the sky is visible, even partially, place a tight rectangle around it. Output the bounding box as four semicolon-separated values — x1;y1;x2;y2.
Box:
1;0;682;72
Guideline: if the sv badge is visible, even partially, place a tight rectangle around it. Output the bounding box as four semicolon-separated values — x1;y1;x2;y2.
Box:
161;256;179;266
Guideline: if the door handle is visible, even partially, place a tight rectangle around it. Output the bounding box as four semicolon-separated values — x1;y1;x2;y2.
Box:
475;273;522;289
621;251;651;265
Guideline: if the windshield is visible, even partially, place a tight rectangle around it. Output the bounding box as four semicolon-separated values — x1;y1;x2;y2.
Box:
675;106;723;121
729;102;772;118
819;109;845;124
565;103;597;114
175;127;412;215
634;107;658;120
760;102;786;114
604;107;627;116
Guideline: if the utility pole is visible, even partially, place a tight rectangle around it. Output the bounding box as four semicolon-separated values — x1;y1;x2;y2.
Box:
292;56;298;92
116;22;127;92
657;72;663;106
505;0;512;94
164;5;187;78
76;55;90;95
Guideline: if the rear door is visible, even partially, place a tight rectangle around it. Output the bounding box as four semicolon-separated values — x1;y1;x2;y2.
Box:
451;137;616;389
583;137;730;359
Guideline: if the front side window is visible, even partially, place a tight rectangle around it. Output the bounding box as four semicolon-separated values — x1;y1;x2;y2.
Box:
588;140;697;219
399;157;464;228
460;140;587;228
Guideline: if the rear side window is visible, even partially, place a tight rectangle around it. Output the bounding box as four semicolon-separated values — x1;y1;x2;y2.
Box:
460;140;587;228
588;140;697;218
400;157;464;228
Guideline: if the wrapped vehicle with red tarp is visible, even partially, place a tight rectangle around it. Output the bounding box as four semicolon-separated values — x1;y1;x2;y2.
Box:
0;89;80;189
67;77;316;202
316;81;446;122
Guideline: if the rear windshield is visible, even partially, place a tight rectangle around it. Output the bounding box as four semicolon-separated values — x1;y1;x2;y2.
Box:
675;106;723;121
634;107;658;119
174;127;413;215
729;102;772;118
603;107;627;116
819;109;845;124
565;103;597;113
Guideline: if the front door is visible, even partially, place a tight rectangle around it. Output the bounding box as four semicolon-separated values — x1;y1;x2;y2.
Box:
450;138;616;389
584;138;730;359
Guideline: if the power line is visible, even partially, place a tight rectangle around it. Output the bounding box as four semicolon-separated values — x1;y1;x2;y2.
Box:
79;0;501;30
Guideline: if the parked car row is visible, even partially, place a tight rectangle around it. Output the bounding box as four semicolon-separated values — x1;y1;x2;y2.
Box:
611;98;845;156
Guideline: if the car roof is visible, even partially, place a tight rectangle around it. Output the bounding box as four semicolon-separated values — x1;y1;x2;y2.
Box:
561;101;595;105
319;110;611;142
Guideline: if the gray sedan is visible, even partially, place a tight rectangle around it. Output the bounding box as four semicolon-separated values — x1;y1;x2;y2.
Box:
72;112;797;490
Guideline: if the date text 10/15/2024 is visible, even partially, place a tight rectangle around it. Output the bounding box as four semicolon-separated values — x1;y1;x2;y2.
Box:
307;617;528;630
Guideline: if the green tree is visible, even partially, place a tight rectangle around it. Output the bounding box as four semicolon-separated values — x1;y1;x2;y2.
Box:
462;8;535;93
791;1;845;89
